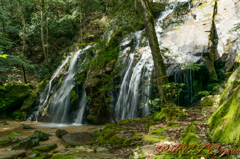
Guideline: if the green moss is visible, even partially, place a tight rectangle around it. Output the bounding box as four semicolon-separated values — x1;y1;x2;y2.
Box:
37;77;50;92
3;122;9;125
32;144;57;152
182;133;201;145
134;116;152;122
119;119;134;125
154;107;185;121
167;121;180;127
20;90;38;111
34;130;49;141
0;83;30;113
152;128;165;135
142;135;166;143
208;67;240;145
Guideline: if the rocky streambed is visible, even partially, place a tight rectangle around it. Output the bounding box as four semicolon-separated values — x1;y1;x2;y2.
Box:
0;99;238;159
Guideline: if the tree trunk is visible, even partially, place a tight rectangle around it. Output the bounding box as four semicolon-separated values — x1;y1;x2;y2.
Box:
40;0;48;65
17;0;28;84
139;0;172;105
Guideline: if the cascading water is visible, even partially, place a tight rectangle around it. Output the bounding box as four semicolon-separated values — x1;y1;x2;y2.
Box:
47;46;92;123
26;55;71;122
74;71;89;124
27;0;197;124
114;31;155;121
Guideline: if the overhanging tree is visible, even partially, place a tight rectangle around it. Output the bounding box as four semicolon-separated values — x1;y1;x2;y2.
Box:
139;0;172;105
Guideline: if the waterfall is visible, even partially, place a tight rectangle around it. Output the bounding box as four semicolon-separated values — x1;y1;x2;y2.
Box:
48;46;91;123
26;55;71;122
114;31;155;121
74;71;89;124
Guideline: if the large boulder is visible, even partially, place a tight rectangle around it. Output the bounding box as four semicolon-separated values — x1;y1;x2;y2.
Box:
208;67;240;145
61;132;95;147
34;130;49;141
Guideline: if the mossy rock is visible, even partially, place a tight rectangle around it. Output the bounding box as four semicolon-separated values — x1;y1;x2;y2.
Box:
34;130;49;141
208;67;240;145
142;135;166;144
12;133;40;150
119;119;134;125
200;95;214;107
32;143;57;152
55;129;68;138
0;83;31;114
181;133;201;145
37;77;50;92
153;107;186;121
20;90;38;112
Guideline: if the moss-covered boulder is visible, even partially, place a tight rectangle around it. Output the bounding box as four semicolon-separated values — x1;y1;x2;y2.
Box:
34;130;49;141
12;133;39;150
32;143;57;152
20;90;38;116
0;137;21;148
62;132;95;148
141;134;166;144
200;95;214;107
0;83;31;118
208;67;240;145
153;107;186;121
55;129;68;138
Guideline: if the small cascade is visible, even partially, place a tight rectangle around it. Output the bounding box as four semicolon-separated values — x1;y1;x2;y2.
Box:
26;55;71;122
74;71;90;124
114;31;155;121
48;46;91;123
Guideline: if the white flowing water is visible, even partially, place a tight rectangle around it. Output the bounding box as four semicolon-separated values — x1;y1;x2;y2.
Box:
26;55;71;122
74;71;90;124
48;46;92;123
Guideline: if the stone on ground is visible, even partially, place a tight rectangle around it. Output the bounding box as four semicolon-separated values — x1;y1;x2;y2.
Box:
12;133;39;150
0;150;26;159
32;143;57;152
55;129;68;138
61;132;95;147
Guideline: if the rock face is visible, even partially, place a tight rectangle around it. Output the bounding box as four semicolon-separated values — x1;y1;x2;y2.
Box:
61;132;95;147
208;67;240;145
214;0;240;71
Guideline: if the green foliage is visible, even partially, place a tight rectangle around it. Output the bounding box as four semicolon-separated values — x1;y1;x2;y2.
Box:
163;82;185;106
70;90;78;103
198;90;212;97
11;110;26;121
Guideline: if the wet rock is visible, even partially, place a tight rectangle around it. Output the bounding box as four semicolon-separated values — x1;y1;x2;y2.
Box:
55;129;68;138
61;132;95;147
23;125;35;129
12;133;39;150
34;130;49;141
32;143;57;152
0;150;26;159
